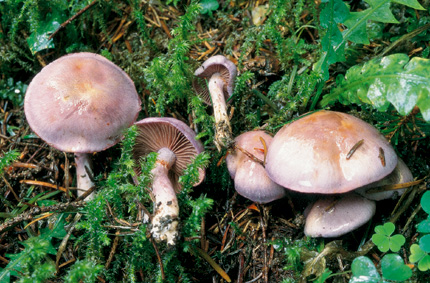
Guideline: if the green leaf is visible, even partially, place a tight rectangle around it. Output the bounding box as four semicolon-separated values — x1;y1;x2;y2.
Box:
410;244;427;263
349;256;381;283
419;234;430;253
421;191;430;214
372;222;405;252
26;14;62;55
417;218;430;233
199;0;219;15
321;54;430;122
314;268;332;283
372;233;390;252
390;235;406;252
409;243;430;271
381;254;412;281
375;222;395;235
313;0;349;80
418;254;430;272
392;0;424;10
314;0;425;81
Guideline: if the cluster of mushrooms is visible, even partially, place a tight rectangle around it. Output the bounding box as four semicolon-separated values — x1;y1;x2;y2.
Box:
23;52;413;245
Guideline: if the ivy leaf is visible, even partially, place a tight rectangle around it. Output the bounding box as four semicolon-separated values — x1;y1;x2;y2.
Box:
321;54;430;122
349;256;381;283
381;254;412;281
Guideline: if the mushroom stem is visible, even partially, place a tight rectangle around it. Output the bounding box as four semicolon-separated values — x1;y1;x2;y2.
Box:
74;153;94;200
209;73;233;150
150;147;179;245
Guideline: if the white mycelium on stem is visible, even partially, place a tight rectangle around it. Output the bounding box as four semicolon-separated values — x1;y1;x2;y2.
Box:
208;72;232;149
150;147;179;245
132;117;205;245
194;55;237;151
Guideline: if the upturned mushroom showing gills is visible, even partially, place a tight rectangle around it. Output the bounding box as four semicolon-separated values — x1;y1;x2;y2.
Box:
24;52;141;199
264;110;400;237
193;55;237;151
226;131;286;203
132;117;205;245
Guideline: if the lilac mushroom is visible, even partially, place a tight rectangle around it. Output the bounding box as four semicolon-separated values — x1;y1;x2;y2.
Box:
226;131;286;203
265;111;400;237
132;117;205;245
355;158;413;201
193;55;237;150
265;111;398;194
304;193;376;238
24;52;141;199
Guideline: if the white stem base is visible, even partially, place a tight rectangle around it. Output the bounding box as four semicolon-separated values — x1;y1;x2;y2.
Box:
75;153;94;200
150;148;179;245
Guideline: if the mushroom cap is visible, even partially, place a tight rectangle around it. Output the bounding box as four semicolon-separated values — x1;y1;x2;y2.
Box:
304;193;376;238
193;55;237;105
24;52;141;153
133;117;205;192
265;111;398;194
355;158;413;201
226;131;286;204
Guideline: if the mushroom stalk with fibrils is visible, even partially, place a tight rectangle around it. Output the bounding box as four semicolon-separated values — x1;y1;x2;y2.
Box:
193;55;237;151
132;117;205;245
24;52;141;200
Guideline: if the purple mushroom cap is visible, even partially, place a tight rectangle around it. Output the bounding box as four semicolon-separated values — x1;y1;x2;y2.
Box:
24;52;141;153
265;111;398;194
226;131;286;203
304;193;376;238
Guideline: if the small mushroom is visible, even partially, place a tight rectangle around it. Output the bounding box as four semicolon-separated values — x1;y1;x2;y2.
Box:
226;131;286;203
304;193;376;238
132;117;205;245
193;55;237;150
24;52;141;199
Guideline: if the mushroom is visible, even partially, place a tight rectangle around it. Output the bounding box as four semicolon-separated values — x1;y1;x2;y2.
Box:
193;55;237;150
24;52;141;199
304;193;376;238
355;158;413;201
265;110;400;237
265;111;398;194
226;131;286;203
132;117;205;245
